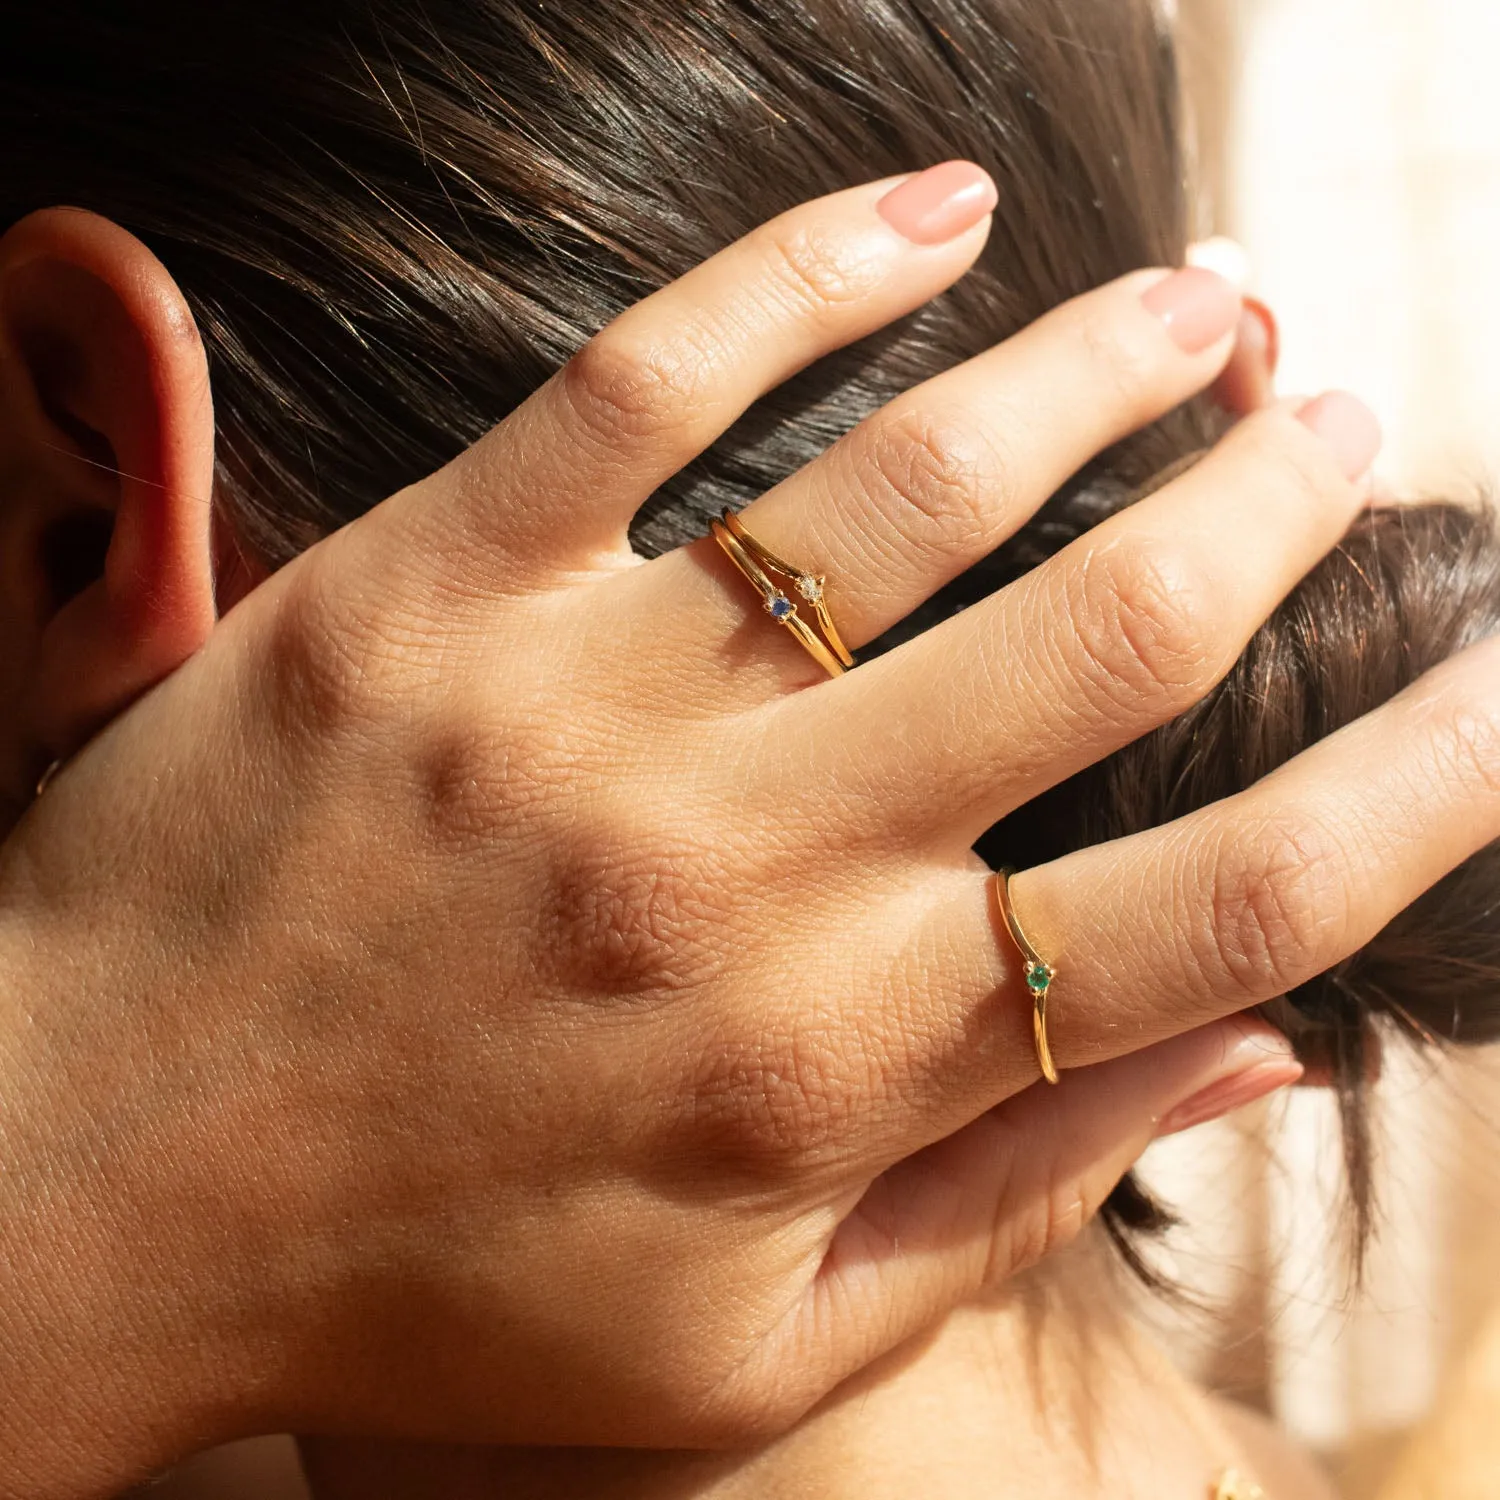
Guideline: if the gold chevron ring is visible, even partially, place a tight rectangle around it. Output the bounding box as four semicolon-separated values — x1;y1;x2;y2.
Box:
710;509;855;679
992;867;1060;1085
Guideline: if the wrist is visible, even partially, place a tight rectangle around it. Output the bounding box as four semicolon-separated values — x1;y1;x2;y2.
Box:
0;905;275;1498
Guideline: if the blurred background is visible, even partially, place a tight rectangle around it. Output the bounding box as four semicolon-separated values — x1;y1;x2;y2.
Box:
1147;2;1500;1495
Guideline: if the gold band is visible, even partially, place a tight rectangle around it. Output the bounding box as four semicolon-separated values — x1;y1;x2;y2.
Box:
719;510;854;669
711;509;854;679
992;868;1060;1085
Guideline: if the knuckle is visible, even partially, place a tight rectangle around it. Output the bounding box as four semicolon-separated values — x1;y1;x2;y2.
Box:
1422;689;1500;803
760;220;880;317
688;1015;859;1175
859;408;994;554
262;544;409;742
539;828;735;1003
1234;412;1350;510
560;327;703;450
415;717;592;854
1066;536;1219;713
1073;299;1163;410
1198;816;1351;1002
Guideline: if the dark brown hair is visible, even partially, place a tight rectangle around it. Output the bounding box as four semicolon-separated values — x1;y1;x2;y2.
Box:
7;0;1500;1258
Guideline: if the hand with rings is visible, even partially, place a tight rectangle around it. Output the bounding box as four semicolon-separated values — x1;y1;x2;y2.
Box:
5;168;1498;1490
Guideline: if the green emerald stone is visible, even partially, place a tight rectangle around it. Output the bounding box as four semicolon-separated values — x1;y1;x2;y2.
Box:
1026;963;1051;993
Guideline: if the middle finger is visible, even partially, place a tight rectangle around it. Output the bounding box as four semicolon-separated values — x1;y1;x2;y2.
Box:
657;265;1242;666
787;391;1382;850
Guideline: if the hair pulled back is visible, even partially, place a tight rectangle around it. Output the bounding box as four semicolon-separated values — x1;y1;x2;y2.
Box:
7;0;1500;1256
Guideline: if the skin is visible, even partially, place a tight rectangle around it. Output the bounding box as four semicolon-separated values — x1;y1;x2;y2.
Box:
129;1261;1344;1500
298;1242;1340;1500
2;169;1496;1499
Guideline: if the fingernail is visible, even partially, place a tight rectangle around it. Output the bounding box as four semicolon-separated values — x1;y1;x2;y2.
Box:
1155;1057;1305;1140
1243;297;1281;377
877;161;999;246
1141;267;1242;354
1297;391;1383;481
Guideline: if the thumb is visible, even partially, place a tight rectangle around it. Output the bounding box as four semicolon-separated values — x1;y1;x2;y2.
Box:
773;1017;1300;1412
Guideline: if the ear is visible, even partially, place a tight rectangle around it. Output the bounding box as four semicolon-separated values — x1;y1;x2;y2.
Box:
0;207;217;767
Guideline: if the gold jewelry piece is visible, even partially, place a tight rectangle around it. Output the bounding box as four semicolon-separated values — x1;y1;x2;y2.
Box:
992;867;1059;1085
711;508;854;678
719;509;854;669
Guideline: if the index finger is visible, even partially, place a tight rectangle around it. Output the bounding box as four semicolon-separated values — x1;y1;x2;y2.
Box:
395;163;999;581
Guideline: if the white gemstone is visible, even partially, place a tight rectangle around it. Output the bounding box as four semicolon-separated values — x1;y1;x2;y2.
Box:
797;576;824;603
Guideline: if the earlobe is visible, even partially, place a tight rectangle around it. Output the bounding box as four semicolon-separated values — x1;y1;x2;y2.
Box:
0;208;217;765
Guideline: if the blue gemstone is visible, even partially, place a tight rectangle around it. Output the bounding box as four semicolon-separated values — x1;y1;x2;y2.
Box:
768;596;793;620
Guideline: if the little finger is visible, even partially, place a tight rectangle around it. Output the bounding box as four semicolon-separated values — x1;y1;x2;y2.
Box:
726;1018;1299;1421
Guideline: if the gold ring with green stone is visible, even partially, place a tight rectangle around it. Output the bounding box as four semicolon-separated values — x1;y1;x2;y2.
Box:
992;867;1059;1085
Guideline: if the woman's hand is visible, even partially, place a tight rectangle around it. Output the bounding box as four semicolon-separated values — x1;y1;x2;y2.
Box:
2;164;1495;1495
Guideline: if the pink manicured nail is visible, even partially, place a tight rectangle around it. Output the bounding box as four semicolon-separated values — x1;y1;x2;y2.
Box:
1297;391;1384;481
1141;267;1242;354
876;161;998;245
1154;1059;1305;1140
